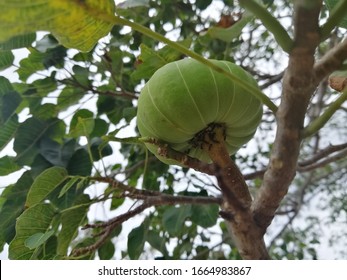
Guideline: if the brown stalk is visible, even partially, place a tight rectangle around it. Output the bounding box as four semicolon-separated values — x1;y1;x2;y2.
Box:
201;124;270;260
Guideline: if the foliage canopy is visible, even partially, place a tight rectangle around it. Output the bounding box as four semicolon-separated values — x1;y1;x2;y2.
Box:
0;0;347;260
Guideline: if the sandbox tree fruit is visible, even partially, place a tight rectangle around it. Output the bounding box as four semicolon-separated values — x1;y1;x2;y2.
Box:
137;59;263;165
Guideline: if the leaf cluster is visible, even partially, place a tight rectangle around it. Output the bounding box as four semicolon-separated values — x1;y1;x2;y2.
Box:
0;0;347;260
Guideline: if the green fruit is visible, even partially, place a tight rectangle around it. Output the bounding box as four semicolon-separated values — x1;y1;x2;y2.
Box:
137;59;262;165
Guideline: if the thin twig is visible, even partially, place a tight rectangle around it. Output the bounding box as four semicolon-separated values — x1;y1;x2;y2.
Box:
313;39;347;83
259;72;284;89
91;176;222;204
298;142;347;166
298;148;347;172
244;143;347;179
72;203;150;257
72;188;222;257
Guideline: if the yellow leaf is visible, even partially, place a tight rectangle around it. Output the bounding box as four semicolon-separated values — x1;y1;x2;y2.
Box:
0;0;115;52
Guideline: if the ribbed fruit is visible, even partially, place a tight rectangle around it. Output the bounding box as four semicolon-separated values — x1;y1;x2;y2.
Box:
137;59;263;165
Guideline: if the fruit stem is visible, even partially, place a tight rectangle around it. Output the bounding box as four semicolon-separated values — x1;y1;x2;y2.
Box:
201;125;252;208
201;125;270;260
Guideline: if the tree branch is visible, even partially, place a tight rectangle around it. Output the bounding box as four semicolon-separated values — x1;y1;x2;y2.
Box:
298;148;347;172
200;125;270;259
243;169;266;180
252;1;322;231
298;142;347;166
60;77;138;100
72;176;222;257
72;203;150;257
313;39;347;83
244;142;347;179
259;72;284;90
91;176;221;205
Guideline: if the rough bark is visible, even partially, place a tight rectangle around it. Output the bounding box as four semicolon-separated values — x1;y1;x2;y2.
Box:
252;1;323;232
202;125;270;259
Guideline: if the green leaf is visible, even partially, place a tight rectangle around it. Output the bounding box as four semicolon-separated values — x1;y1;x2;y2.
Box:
96;96;133;125
146;230;168;257
0;156;21;176
195;0;213;10
16;48;46;81
24;230;55;250
69;109;95;138
0;76;13;96
191;204;219;228
0;114;19;150
207;12;253;42
71;117;95;138
72;65;91;87
60;139;77;163
58;177;81;198
195;245;209;259
30;155;53;178
162;205;191;235
9;203;57;259
57;194;90;255
90;138;113;161
45;118;67;144
0;33;36;50
39;137;64;166
14;118;64;166
48;181;86;211
25;166;68;208
0;171;33;246
123;107;137;123
13;117;48;165
110;196;125;210
0;0;115;52
16;49;64;82
325;0;347;28
0;90;22;123
67;148;92;176
128;223;146;259
34;104;58;120
0;50;14;70
133;44;166;80
90;119;109;138
131;42;191;81
0;77;22;125
57;86;85;111
30;77;58;98
98;240;115;260
15;118;44;142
